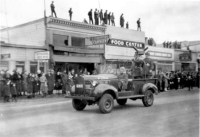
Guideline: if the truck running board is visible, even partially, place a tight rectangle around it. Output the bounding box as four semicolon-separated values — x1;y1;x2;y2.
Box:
117;95;144;99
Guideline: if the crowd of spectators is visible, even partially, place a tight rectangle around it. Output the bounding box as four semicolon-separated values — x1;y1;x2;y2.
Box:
50;1;141;30
0;67;98;103
163;41;181;49
154;70;199;92
1;67;199;102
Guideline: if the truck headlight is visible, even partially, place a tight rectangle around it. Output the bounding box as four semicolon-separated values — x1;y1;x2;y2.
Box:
92;81;98;87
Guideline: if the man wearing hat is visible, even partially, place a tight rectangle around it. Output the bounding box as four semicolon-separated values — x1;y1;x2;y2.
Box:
131;51;145;79
118;67;128;91
144;52;154;78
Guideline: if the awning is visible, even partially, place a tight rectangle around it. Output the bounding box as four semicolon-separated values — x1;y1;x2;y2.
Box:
53;55;101;63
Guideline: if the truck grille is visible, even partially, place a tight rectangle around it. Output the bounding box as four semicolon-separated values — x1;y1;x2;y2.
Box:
74;79;92;96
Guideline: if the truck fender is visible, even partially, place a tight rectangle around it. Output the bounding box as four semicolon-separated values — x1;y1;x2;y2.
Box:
93;84;118;99
142;83;158;95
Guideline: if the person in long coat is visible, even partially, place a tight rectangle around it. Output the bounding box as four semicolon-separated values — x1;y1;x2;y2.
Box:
22;71;27;95
174;72;179;90
196;72;199;88
55;71;62;94
12;69;20;96
120;14;125;27
99;9;104;24
163;73;169;91
61;70;68;94
40;73;48;97
88;9;93;24
27;73;34;98
108;12;111;25
0;70;5;98
94;9;98;25
10;76;17;102
111;13;115;26
104;10;108;24
3;72;11;102
46;70;55;95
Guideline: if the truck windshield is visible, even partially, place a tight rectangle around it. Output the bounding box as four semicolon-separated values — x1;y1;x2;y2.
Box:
100;60;132;75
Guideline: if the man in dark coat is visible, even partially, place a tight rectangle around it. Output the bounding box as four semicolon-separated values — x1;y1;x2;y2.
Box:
45;70;55;95
120;14;125;28
88;9;93;24
108;12;111;25
94;9;98;25
99;9;104;23
50;1;57;18
137;18;141;31
99;9;104;24
104;10;108;24
69;8;73;21
97;10;100;25
143;52;154;78
12;69;21;96
0;70;5;97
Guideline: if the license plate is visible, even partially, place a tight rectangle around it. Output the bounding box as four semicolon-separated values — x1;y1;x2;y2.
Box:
76;84;83;88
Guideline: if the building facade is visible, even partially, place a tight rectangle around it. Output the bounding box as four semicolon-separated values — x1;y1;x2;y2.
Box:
1;17;198;74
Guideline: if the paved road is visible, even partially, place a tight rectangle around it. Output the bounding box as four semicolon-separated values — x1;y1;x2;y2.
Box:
0;88;199;137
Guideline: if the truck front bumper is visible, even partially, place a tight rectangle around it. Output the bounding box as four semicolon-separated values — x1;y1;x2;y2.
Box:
65;95;96;101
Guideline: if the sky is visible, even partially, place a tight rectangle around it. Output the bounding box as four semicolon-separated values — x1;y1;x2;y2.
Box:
0;0;200;44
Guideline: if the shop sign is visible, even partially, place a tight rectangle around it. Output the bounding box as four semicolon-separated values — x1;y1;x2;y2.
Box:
35;51;50;60
148;51;172;58
107;38;144;49
1;54;10;59
179;52;192;61
86;35;110;45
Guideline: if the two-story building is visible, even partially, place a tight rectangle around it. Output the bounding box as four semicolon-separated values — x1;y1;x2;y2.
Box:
0;17;145;74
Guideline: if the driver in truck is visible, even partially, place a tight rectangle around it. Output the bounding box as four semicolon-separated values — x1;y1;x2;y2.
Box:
118;67;128;91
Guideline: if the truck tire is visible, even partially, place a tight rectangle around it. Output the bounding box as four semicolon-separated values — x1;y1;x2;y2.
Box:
72;99;87;111
117;99;127;105
142;90;154;107
99;94;114;114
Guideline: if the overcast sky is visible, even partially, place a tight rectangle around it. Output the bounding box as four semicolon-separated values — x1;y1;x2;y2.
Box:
0;0;200;43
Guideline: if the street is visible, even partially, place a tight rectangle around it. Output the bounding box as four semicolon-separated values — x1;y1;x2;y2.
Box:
0;88;199;137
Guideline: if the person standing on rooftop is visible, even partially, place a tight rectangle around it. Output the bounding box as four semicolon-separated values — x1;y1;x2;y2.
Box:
50;1;57;18
69;8;73;21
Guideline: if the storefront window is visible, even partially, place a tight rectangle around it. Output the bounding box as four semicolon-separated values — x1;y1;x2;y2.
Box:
181;63;196;72
16;61;25;73
30;62;37;74
0;61;9;70
53;34;69;46
71;37;85;47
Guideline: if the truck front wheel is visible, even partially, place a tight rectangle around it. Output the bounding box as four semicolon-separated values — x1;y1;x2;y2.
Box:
99;94;114;114
72;99;87;111
117;99;127;105
142;90;154;107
